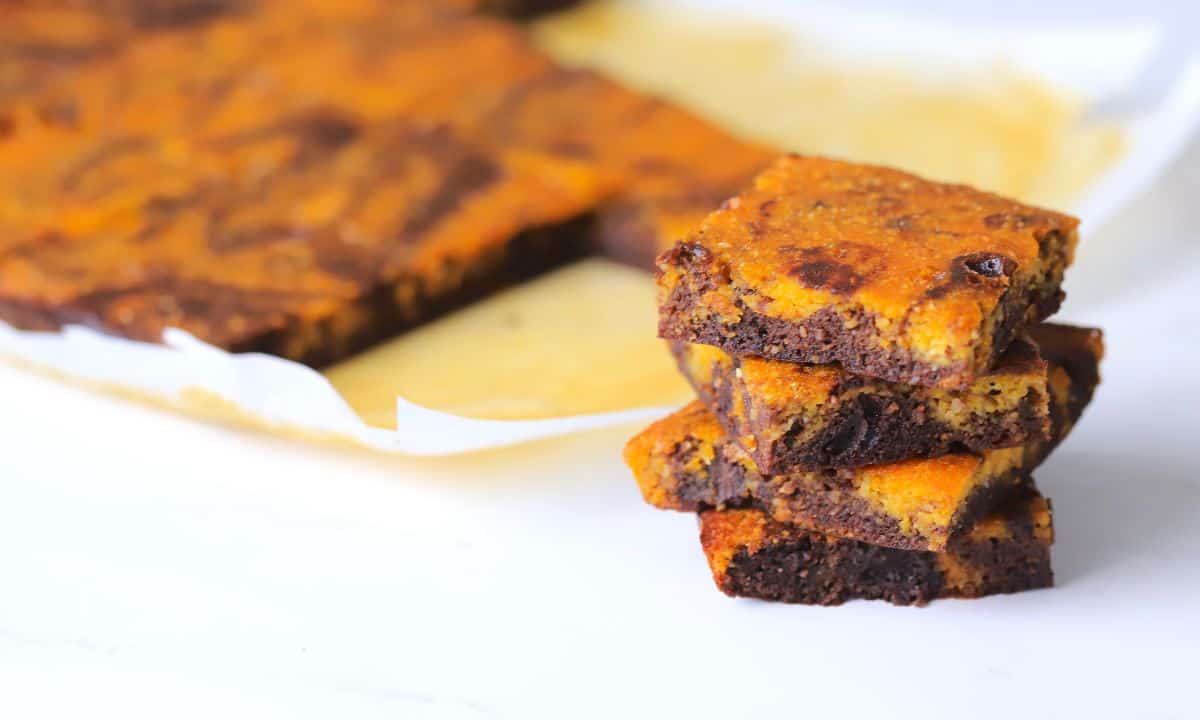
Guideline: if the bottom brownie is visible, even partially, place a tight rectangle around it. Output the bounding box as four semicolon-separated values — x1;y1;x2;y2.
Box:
699;485;1053;606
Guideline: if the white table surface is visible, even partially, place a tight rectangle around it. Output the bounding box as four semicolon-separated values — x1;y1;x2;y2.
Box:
4;7;1200;719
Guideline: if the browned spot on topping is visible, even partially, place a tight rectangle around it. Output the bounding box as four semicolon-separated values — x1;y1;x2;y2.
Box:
811;200;829;210
780;243;884;295
888;215;915;231
790;260;864;294
759;198;777;216
0;113;13;139
876;196;905;213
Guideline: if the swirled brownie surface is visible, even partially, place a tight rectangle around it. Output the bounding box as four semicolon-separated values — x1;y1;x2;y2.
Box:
657;154;1079;388
698;484;1053;606
0;0;767;363
470;68;775;267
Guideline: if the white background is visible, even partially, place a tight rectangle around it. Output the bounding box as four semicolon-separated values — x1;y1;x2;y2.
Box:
2;2;1199;718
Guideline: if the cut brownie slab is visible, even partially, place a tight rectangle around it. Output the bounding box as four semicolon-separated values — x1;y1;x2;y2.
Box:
657;155;1079;389
698;484;1054;606
624;326;1098;551
0;2;772;361
671;322;1097;474
0;5;606;365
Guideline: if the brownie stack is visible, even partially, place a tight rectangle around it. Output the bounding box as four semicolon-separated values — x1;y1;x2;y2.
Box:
624;155;1104;606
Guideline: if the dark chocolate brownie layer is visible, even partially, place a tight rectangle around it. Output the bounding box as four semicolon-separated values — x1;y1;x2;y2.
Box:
699;484;1054;606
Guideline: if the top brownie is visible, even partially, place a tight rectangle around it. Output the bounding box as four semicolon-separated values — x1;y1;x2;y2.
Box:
657;155;1079;388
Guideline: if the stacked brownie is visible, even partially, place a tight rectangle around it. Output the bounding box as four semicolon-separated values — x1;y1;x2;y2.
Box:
624;155;1103;606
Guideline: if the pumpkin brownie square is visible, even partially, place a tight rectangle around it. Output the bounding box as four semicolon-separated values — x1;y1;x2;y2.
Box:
697;483;1054;606
657;155;1079;388
671;322;1099;473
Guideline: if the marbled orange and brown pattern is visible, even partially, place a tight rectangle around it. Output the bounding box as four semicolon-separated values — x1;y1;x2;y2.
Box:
669;323;1099;474
698;484;1054;606
624;323;1099;552
657;155;1079;389
0;0;771;364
